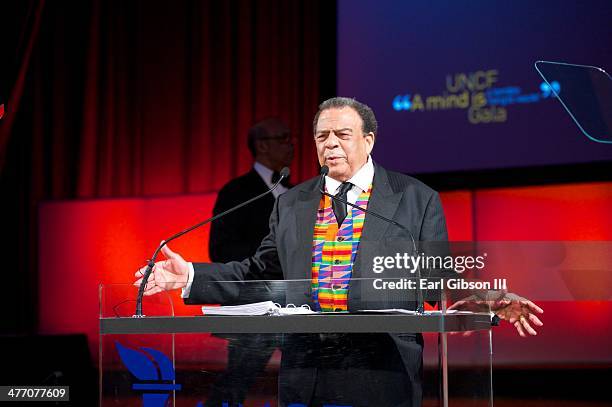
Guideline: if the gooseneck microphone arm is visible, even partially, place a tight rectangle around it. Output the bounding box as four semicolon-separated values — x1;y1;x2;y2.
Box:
134;167;291;317
318;165;425;313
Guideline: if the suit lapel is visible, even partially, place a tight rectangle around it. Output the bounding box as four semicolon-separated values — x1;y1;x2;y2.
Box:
350;165;404;307
359;164;404;244
249;169;268;191
249;169;276;206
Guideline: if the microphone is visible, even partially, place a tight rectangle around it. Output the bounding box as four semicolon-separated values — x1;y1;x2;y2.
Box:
134;167;291;317
319;164;329;189
318;166;425;313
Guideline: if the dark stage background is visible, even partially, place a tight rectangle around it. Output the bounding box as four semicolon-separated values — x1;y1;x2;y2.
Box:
0;0;335;335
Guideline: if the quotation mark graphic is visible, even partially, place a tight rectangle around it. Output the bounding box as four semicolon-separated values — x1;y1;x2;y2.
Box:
393;94;412;111
540;81;561;98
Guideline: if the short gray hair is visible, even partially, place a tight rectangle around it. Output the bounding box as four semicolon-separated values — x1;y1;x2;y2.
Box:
312;97;378;136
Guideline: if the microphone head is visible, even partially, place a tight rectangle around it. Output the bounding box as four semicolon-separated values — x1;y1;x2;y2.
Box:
320;165;329;176
280;167;290;179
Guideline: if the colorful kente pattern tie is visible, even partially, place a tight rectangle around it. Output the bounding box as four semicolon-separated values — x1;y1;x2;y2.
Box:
311;185;372;312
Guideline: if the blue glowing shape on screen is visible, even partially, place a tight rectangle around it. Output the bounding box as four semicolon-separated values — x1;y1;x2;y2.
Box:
393;94;412;111
540;81;561;98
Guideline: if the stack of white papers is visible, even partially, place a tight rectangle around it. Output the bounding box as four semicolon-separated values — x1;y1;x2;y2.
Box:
201;301;315;316
201;304;478;316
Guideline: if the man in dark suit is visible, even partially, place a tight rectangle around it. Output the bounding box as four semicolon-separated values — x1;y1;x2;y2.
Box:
206;118;293;406
136;97;543;406
209;118;293;264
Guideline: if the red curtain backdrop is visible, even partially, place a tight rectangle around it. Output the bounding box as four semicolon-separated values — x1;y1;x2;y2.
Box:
74;0;322;198
0;0;328;334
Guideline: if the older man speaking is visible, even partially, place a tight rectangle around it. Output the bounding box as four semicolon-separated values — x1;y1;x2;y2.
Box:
135;97;543;407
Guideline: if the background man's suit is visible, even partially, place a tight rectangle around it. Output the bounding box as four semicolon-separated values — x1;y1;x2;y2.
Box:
207;169;284;406
188;164;448;407
210;169;276;266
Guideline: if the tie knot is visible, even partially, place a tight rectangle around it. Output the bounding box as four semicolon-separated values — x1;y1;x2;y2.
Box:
337;182;353;196
332;182;353;225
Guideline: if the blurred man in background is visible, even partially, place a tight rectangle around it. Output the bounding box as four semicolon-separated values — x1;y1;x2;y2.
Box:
209;118;293;263
206;118;293;406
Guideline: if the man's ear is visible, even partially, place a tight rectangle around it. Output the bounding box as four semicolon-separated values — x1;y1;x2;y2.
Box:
365;132;375;154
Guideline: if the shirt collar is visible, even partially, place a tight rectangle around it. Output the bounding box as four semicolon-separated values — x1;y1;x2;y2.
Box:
325;155;374;194
253;161;274;183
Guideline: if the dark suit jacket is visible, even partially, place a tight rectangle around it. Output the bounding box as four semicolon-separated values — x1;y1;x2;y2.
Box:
188;164;449;406
209;169;276;264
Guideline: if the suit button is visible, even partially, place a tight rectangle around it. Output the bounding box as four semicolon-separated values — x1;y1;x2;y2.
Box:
334;259;340;264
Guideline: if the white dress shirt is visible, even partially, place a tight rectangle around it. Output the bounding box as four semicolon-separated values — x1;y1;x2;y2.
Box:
325;155;375;204
253;161;288;198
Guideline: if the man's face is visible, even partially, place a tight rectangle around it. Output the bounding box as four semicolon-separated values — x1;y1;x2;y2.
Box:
257;123;294;170
264;132;294;169
314;107;375;182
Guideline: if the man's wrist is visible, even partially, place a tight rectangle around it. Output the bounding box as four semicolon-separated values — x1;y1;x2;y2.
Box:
180;263;195;298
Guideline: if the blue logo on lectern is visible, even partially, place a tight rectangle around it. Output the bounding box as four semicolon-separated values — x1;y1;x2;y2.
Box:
115;342;351;406
115;342;182;407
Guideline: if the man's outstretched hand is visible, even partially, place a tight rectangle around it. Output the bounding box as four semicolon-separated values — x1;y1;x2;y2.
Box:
133;244;190;296
448;293;544;337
